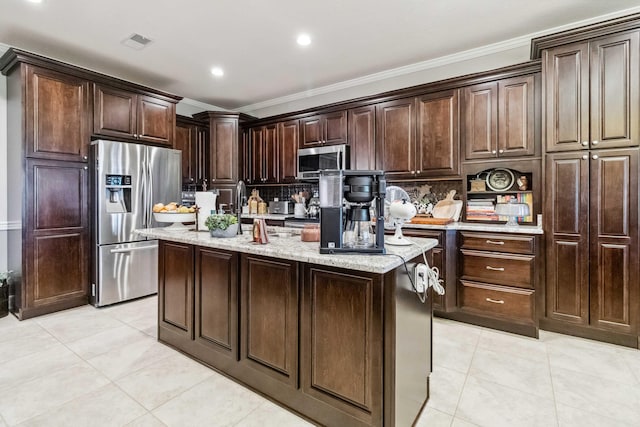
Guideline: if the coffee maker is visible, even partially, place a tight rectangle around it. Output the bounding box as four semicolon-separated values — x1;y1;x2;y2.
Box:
319;170;386;254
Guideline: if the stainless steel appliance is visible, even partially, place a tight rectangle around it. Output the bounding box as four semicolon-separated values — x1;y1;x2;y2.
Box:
319;170;386;254
267;200;294;214
92;140;181;306
297;144;349;180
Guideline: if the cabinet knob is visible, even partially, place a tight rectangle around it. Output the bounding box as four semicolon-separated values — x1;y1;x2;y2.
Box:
133;134;138;139
417;170;421;174
592;140;599;145
582;141;589;146
498;149;504;154
592;154;599;160
83;166;88;170
82;155;88;160
491;150;497;154
411;170;416;175
582;155;589;160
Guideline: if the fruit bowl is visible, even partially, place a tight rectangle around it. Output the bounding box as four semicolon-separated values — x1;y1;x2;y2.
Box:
153;212;196;231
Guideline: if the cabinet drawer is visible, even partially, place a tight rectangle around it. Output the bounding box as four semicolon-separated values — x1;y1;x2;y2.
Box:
460;280;534;323
461;250;533;288
459;232;534;254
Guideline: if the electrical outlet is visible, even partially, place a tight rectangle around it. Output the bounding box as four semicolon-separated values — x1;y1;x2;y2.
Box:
414;263;427;293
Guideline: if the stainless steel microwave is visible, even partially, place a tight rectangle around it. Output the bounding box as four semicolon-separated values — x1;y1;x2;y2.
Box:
297;144;350;180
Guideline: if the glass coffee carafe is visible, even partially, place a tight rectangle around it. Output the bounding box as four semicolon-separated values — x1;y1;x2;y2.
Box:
343;206;374;248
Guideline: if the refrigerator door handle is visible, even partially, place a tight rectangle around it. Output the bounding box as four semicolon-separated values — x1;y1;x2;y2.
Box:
146;153;153;228
110;245;157;254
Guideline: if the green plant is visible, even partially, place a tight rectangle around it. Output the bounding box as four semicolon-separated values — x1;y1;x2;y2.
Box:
204;214;238;231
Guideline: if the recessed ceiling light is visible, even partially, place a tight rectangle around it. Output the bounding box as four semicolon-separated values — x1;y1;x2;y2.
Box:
211;67;224;77
25;0;43;3
296;34;311;46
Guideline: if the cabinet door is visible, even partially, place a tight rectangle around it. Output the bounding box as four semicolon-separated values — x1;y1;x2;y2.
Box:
300;115;323;147
590;31;640;150
24;160;89;313
543;43;590;152
279;120;299;182
159;241;194;339
137;95;175;145
498;75;535;157
417;90;460;177
195;126;209;185
264;124;279;183
195;247;238;360
25;65;90;162
463;82;498;160
240;255;298;387
249;127;264;184
93;84;137;140
209;117;238;184
323;110;348;145
301;266;383;423
175;120;195;185
348;106;376;171
375;97;416;178
240;128;251;184
545;152;589;324
589;149;638;333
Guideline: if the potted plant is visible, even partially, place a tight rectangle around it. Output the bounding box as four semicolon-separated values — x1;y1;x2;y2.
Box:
0;271;11;318
205;213;239;238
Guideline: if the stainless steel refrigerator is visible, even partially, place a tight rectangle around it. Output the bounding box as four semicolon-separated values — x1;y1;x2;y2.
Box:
92;140;181;307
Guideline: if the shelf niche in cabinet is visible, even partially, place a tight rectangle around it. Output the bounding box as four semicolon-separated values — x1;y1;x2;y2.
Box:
465;168;534;225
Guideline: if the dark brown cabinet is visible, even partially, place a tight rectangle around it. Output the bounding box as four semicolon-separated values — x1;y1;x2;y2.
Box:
158;241;194;340
300;111;348;147
543;31;640;152
375;97;416;179
278;120;299;182
301;265;383;425
463;75;535;160
417;90;460;176
348;105;376;171
21;160;90;318
544;149;639;342
249;124;279;184
94;84;176;146
24;65;91;162
458;231;539;337
240;255;298;387
175;115;208;187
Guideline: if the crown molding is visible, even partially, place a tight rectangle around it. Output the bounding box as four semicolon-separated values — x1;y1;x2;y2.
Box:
179;97;228;112
237;5;640;114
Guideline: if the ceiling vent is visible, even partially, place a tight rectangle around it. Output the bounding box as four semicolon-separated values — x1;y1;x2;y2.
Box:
122;33;153;50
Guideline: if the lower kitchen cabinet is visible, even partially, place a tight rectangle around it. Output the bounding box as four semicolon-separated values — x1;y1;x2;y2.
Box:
240;255;298;387
158;241;194;340
456;231;541;337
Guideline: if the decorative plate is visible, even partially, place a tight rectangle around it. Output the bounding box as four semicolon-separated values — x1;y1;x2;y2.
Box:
485;168;515;192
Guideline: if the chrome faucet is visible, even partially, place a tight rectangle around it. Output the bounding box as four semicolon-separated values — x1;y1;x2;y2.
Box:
236;180;246;234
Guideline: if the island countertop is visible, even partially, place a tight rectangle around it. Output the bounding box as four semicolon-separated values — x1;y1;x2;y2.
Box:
136;227;437;274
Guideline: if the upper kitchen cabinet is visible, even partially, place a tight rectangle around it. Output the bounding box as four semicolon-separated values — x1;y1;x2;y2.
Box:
375;97;416;179
299;111;348;147
94;83;178;146
175;115;209;188
542;31;639;152
462;74;536;160
23;65;91;162
416;89;461;177
249;124;279;184
278;120;299;182
194;111;255;187
348;105;376;171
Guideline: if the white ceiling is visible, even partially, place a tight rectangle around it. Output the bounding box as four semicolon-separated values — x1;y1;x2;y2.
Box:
2;0;640;113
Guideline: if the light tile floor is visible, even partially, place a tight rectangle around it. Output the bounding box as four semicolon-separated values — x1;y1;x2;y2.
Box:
0;296;639;426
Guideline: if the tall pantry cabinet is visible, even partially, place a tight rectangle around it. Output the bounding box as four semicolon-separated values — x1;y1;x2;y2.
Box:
536;24;640;346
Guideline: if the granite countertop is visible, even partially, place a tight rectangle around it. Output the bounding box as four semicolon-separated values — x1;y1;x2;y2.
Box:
136;227;438;274
403;221;544;235
240;213;294;220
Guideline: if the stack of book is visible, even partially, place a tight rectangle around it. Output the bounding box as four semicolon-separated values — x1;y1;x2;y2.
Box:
496;194;533;223
466;198;498;221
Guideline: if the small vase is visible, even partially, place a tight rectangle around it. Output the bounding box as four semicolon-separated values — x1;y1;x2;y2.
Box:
209;223;239;238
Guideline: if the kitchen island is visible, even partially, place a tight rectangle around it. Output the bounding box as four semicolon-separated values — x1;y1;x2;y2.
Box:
137;227;438;427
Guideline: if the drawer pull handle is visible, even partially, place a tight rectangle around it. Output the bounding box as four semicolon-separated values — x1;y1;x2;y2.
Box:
485;266;505;271
486;298;505;304
485;240;505;245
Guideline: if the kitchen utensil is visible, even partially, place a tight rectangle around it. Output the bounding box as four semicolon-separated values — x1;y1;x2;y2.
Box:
294;203;307;218
301;224;320;242
410;216;453;225
432;190;459;219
